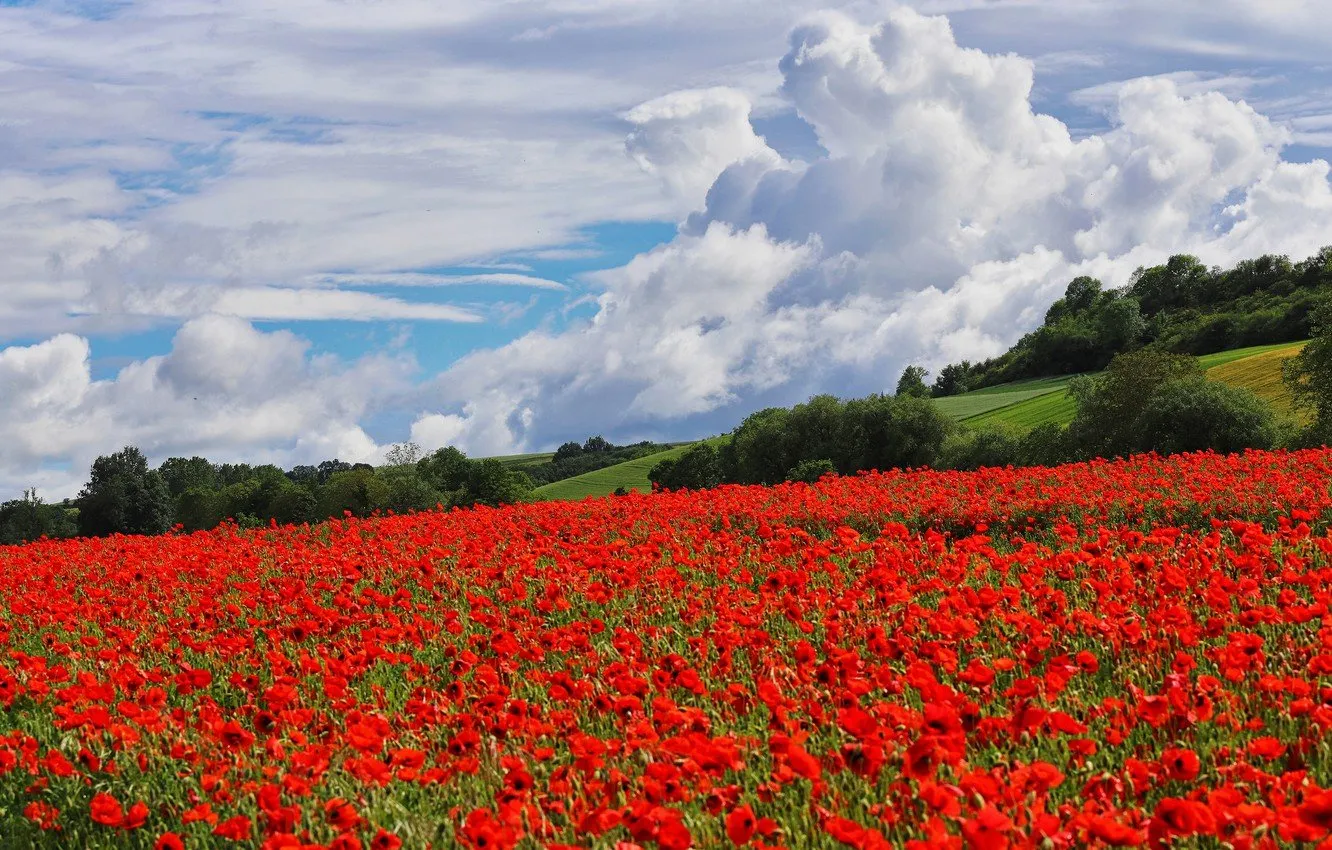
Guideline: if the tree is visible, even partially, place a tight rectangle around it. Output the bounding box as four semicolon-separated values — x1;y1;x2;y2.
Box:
884;396;955;470
727;408;793;485
0;490;78;545
785;395;847;471
214;462;257;488
384;441;423;467
380;464;442;514
158;456;216;497
647;458;677;489
465;460;533;507
268;485;318;526
287;465;319;485
316;459;352;485
931;362;972;397
649;444;721;491
1067;351;1202;458
1283;298;1332;437
1096;297;1145;353
785;458;835;484
176;487;224;532
318;468;391;519
77;446;172;537
895;365;930;398
0;489;48;544
1131;379;1277;455
417;447;472;498
1017;422;1075;467
1130;255;1212;314
938;426;1022;471
582;436;612;454
552;441;584;463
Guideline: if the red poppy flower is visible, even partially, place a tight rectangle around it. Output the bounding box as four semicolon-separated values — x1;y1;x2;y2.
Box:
726;805;758;845
90;792;124;828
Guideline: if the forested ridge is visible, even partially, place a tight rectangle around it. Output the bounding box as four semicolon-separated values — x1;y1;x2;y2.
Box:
930;247;1332;395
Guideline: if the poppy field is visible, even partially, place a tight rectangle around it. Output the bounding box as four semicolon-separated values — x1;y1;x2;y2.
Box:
6;450;1332;849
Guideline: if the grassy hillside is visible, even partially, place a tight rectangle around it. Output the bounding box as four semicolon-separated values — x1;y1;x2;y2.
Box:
522;341;1310;502
932;386;1067;420
965;389;1079;429
486;451;554;470
1206;342;1307;419
1196;340;1302;370
942;341;1308;431
962;374;1085;396
529;444;694;501
529;437;731;501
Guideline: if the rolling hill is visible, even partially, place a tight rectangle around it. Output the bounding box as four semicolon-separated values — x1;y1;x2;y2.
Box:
525;436;732;502
486;451;554;470
1206;342;1307;419
528;444;694;501
938;340;1309;430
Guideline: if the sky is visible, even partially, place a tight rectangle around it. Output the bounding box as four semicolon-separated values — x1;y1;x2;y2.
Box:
2;0;1332;500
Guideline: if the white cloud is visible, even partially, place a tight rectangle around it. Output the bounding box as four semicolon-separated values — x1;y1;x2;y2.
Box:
0;315;409;499
626;87;784;213
209;288;483;323
410;6;1332;455
308;272;567;290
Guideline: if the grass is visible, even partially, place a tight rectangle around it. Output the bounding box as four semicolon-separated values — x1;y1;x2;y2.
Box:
966;389;1080;429
943;340;1310;431
484;441;694;472
933;387;1065;421
485;451;554;470
1196;340;1304;370
529;437;730;501
962;374;1085;396
529;445;689;501
1206;341;1307;419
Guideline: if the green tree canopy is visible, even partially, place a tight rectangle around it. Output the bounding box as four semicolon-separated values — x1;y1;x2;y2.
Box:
1067;351;1203;458
77;446;172;537
895;365;930;398
1283;298;1332;440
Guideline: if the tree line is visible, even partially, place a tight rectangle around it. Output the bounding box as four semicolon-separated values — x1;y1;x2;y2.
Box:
0;433;670;545
0;444;518;544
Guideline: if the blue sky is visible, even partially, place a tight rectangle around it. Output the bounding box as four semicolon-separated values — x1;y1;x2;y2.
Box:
1;0;1331;498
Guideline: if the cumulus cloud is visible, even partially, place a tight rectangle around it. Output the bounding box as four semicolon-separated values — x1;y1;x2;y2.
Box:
411;6;1332;454
0;315;409;498
626;88;783;213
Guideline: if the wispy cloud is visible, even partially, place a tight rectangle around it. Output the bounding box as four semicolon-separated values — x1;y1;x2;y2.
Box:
307;272;568;290
1069;71;1286;109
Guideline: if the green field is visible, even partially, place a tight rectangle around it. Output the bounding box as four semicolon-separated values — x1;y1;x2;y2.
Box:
1196;340;1303;370
1206;342;1307;419
528;437;730;501
933;386;1066;420
485;451;554;470
965;389;1079;429
529;444;694;501
944;341;1309;431
962;374;1086;396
